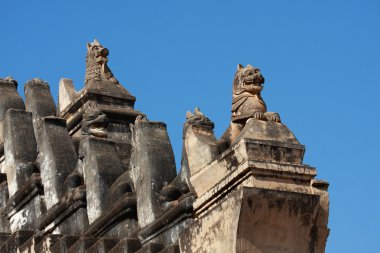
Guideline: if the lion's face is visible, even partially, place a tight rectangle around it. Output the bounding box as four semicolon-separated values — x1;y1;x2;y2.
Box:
81;103;108;138
87;39;109;64
233;64;264;95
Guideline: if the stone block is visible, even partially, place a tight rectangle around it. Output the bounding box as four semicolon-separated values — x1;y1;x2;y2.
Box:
85;238;119;253
68;237;98;253
158;244;180;253
0;233;11;247
34;234;62;253
17;234;42;253
24;78;56;118
190;138;314;197
0;175;10;233
50;235;80;253
79;137;124;223
24;78;57;149
38;117;78;208
58;78;77;113
4;173;45;232
0;77;25;143
39;187;88;235
185;124;219;176
180;187;321;253
234;118;301;145
3;109;37;197
130;121;177;227
108;238;142;253
138;195;193;246
83;192;137;237
0;230;34;253
135;242;164;253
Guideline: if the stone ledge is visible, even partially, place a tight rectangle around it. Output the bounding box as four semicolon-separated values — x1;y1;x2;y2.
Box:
83;192;137;237
138;195;194;244
190;137;315;198
3;173;43;218
39;186;86;234
193;161;317;215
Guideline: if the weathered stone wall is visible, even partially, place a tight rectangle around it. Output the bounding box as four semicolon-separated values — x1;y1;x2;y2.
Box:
0;53;329;253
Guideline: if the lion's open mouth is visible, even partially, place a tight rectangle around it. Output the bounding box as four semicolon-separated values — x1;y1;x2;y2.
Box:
244;80;261;86
95;54;108;63
89;123;107;138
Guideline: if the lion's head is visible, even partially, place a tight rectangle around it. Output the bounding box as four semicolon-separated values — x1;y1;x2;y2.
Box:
87;39;109;65
233;64;264;96
85;39;118;85
183;107;214;138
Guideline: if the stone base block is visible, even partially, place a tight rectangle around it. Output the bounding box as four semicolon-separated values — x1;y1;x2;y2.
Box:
68;237;98;253
136;242;164;253
158;244;180;253
108;238;142;253
180;187;324;253
50;235;80;253
35;234;62;253
0;230;34;253
85;238;119;253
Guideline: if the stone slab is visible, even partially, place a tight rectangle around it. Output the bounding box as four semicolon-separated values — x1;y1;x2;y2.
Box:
3;109;37;197
190;138;315;198
108;238;142;253
180;187;321;253
24;78;56;117
0;78;25;143
38;117;78;209
85;238;119;253
79;137;124;224
135;242;164;253
131;121;177;227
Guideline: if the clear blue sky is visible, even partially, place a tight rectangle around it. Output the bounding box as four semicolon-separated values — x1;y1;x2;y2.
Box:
1;1;379;252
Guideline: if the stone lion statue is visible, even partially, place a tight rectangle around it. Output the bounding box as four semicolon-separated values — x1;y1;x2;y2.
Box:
220;64;281;147
85;39;118;85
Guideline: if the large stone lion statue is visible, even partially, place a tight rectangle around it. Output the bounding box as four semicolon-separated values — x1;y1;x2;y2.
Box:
220;64;281;147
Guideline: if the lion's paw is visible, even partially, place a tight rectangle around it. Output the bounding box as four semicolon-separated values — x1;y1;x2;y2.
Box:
252;111;266;121
265;112;281;123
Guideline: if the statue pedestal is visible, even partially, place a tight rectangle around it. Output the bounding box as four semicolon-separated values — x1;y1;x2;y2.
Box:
179;119;329;253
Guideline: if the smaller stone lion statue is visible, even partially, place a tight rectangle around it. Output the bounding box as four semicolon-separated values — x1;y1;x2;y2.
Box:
85;39;119;85
81;102;108;138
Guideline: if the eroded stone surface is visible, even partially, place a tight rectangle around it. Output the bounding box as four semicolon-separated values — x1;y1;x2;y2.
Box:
79;136;124;223
38;117;78;209
3;109;37;197
131;118;177;227
0;48;329;253
0;77;25;144
59;78;78;113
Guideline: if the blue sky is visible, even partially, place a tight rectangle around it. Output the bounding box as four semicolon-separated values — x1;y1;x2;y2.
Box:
1;1;379;252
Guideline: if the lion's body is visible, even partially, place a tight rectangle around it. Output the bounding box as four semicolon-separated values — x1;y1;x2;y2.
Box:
220;64;281;147
85;39;118;85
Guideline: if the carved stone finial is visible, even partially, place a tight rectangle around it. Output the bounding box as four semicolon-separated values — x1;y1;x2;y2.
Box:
183;107;214;138
1;76;18;88
81;102;108;138
85;39;119;85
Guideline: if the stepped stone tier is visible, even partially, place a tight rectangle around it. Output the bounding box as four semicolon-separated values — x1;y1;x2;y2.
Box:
0;40;329;253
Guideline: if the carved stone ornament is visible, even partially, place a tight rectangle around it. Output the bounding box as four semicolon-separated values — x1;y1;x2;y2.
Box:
85;39;119;85
81;102;108;138
232;64;280;123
